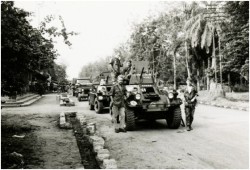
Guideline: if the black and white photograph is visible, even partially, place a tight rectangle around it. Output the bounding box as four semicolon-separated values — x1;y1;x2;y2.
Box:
1;1;249;169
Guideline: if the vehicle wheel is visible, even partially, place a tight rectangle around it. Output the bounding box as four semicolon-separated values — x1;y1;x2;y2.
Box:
125;108;136;131
89;98;94;110
94;98;103;113
166;106;182;129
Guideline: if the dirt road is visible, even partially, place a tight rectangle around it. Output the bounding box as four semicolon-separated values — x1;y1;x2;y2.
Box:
80;98;249;169
1;94;249;169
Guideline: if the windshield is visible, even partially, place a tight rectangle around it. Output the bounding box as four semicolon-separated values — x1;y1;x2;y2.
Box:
129;74;154;85
77;79;91;84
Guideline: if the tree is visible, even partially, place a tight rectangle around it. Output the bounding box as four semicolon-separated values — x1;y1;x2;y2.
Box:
1;2;55;93
222;1;249;85
1;2;77;94
183;2;227;91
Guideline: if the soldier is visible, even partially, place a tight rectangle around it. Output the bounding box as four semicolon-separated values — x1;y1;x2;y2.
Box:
184;77;198;131
109;54;123;83
110;75;127;133
122;60;135;84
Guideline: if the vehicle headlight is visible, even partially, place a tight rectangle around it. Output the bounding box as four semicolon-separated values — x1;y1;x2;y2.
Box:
130;100;137;106
135;94;141;100
168;93;174;99
98;96;103;100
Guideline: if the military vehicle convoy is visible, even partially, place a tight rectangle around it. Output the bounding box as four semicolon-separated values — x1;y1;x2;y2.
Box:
110;61;183;131
88;72;113;113
72;77;92;101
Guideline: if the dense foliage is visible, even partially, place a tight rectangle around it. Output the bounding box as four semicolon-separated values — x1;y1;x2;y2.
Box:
222;1;249;83
1;2;75;94
80;1;248;91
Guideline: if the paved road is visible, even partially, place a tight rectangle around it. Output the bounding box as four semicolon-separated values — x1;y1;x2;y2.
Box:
2;94;249;169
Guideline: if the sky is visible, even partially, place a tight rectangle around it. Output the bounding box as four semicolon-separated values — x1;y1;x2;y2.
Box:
14;1;177;80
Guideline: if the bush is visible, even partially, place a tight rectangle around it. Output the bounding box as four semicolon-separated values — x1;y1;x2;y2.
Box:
232;84;249;92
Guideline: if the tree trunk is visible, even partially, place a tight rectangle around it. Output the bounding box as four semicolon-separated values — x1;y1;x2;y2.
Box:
213;34;217;85
173;52;176;90
185;41;191;78
203;60;205;90
228;73;231;92
207;58;210;91
197;69;200;91
219;36;222;85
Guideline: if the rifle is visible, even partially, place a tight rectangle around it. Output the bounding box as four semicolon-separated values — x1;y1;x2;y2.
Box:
139;67;144;85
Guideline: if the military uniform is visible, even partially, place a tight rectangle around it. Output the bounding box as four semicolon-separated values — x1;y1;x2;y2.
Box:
111;82;126;132
184;85;198;130
109;57;122;83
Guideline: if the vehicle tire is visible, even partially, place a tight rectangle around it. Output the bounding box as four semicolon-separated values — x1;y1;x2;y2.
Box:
89;97;94;110
166;106;182;129
94;98;103;113
125;108;136;131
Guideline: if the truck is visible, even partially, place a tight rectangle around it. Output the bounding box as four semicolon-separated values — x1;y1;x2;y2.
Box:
110;61;182;131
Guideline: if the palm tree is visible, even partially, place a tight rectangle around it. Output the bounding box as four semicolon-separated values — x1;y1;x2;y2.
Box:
183;1;224;91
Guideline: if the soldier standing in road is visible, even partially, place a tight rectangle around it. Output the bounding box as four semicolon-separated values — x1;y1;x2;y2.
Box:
184;77;198;131
110;75;127;133
109;54;123;83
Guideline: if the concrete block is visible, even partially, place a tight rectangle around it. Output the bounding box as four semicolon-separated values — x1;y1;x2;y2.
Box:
87;123;96;135
89;136;105;146
93;143;104;153
102;159;117;169
60;117;65;122
97;149;110;155
96;153;110;164
60;100;65;106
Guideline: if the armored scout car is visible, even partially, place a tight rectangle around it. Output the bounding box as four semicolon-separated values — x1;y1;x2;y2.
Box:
111;61;182;130
88;72;113;113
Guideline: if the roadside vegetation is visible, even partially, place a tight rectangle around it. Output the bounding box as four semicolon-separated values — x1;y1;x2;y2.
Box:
79;1;249;97
1;1;77;96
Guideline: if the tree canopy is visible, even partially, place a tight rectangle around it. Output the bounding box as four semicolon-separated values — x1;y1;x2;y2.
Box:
1;1;76;94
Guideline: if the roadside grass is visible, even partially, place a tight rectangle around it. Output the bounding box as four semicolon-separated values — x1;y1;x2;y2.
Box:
1;115;43;169
197;91;249;109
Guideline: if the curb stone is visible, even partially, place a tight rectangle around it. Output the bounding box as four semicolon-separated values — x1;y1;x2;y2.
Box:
75;112;118;169
102;159;117;169
59;112;73;129
198;101;248;111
